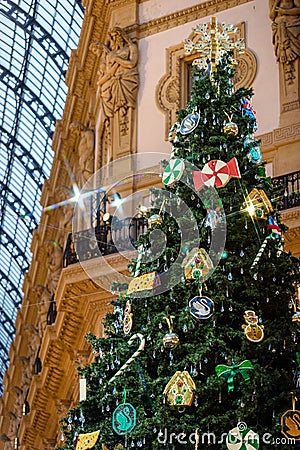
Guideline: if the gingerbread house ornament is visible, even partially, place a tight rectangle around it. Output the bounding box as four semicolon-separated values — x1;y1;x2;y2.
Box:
163;371;196;407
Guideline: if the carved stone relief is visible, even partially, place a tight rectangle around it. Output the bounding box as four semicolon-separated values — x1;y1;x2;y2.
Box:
90;27;138;159
156;22;257;140
269;1;300;122
69;122;95;188
45;240;63;296
23;324;41;368
55;186;75;243
33;285;52;339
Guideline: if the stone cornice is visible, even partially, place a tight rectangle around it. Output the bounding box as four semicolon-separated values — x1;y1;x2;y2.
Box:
258;122;300;151
130;0;254;38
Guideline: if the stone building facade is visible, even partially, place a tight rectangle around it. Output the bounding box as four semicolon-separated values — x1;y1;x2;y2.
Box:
0;0;299;448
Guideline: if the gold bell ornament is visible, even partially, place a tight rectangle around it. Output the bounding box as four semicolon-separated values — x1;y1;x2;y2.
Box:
224;112;238;136
162;316;179;349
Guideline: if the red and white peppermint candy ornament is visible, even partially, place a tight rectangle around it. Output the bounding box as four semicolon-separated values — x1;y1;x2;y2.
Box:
193;157;241;190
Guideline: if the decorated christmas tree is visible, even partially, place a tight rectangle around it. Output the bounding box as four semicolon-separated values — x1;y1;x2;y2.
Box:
58;19;300;450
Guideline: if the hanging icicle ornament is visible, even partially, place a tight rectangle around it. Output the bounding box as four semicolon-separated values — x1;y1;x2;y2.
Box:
242;310;264;343
79;377;87;402
281;393;300;441
184;17;244;73
112;389;137;435
163;315;179;349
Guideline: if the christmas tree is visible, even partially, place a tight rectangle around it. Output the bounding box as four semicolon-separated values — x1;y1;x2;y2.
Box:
58;19;300;450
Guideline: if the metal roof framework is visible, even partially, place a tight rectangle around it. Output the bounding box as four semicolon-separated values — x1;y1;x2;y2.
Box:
0;0;84;391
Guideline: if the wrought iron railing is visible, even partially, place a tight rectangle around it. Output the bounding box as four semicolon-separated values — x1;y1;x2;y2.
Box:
63;170;300;268
273;170;300;211
63;217;148;267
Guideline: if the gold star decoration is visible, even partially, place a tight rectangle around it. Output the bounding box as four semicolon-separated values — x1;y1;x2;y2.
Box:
184;17;245;72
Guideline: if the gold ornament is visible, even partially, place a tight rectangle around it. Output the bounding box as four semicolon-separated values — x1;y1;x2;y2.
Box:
163;316;179;349
184;16;244;72
127;272;161;295
123;300;133;335
163;371;196;407
182;248;213;281
242;310;264;343
224;121;239;136
147;213;162;227
75;430;100;450
281;394;300;440
244;188;273;220
223;112;238;136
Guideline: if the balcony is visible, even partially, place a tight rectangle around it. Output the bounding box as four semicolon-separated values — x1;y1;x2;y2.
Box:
63;217;148;267
63;170;300;268
273;170;300;211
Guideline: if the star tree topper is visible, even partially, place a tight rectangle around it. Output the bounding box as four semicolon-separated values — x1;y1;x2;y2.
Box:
184;16;245;72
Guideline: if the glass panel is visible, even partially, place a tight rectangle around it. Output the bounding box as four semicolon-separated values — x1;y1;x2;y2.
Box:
0;0;84;392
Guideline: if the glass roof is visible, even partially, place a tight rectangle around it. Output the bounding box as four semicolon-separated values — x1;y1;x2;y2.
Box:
0;0;84;392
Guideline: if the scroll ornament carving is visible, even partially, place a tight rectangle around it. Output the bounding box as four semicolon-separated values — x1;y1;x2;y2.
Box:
156;23;257;140
269;0;300;83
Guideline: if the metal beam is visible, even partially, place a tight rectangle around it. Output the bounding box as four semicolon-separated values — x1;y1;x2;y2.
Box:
0;65;56;136
0;125;46;188
1;0;69;73
0;226;30;269
0;182;39;230
0;270;22;304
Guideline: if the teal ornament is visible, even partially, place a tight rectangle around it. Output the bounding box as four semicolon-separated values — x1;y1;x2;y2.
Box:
244;136;262;164
180;111;200;135
221;250;228;259
112;402;136;435
189;296;214;320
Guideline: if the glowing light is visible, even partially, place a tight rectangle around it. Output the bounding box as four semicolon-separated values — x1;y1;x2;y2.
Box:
246;202;256;217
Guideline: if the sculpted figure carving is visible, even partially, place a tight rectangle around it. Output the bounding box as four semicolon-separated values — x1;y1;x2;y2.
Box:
33;285;52;338
70;122;95;187
23;324;40;369
270;0;300;81
45;240;63;295
18;356;31;392
90;28;138;120
55;185;74;232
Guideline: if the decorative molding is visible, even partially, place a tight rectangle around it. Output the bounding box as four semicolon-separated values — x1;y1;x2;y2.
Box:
135;0;254;38
156;22;257;140
258;122;300;150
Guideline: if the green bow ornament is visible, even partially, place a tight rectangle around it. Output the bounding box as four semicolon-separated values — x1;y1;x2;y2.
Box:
215;360;254;392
